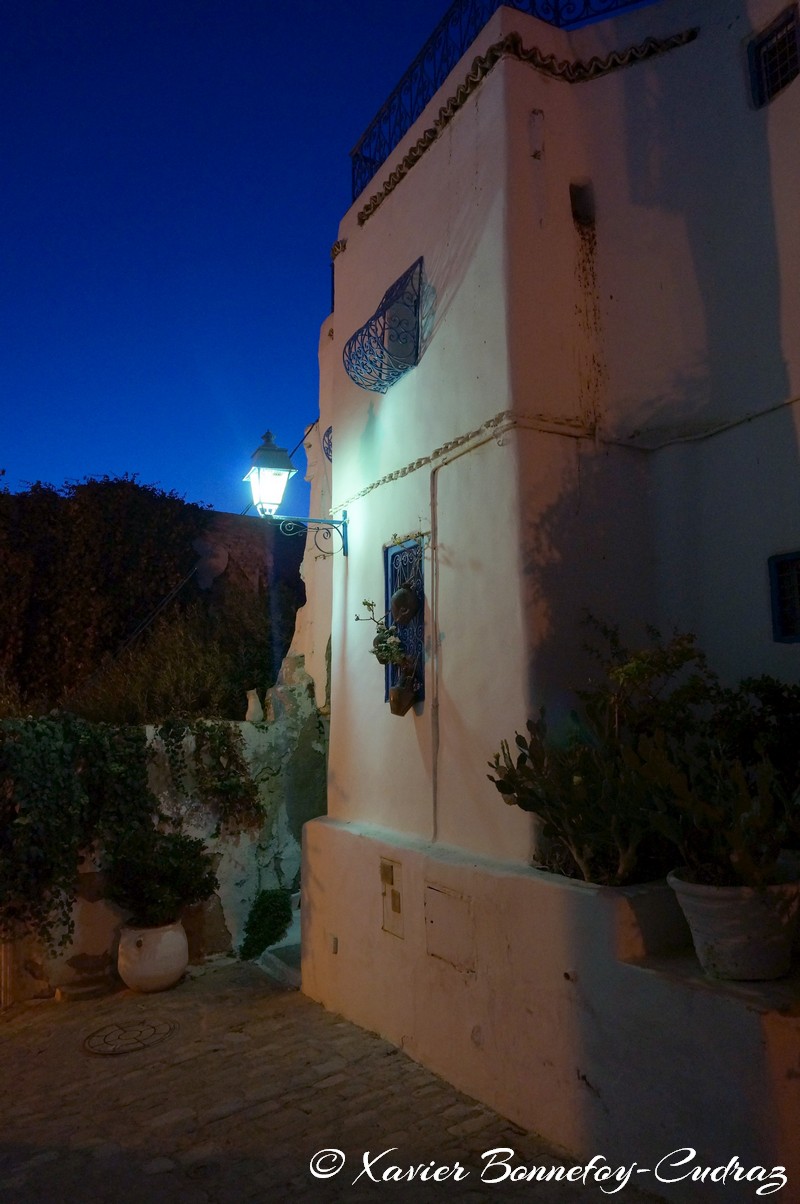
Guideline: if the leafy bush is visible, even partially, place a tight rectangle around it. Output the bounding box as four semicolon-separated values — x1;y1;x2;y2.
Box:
489;710;675;886
0;476;303;721
0;477;207;712
0;716;156;949
239;889;293;959
488;625;713;886
707;675;800;804
105;828;218;928
489;623;800;888
73;605;241;724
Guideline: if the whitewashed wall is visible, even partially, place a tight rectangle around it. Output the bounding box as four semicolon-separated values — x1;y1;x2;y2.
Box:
304;0;800;1184
326;12;533;861
303;819;800;1200
287;415;334;710
501;0;800;681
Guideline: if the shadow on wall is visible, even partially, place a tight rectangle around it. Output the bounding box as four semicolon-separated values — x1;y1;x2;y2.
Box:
518;433;656;726
621;10;789;430
512;435;790;1168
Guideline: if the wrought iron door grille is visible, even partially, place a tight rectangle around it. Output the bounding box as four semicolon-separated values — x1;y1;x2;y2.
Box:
343;258;424;393
769;552;800;642
748;6;799;108
385;540;425;701
350;0;661;198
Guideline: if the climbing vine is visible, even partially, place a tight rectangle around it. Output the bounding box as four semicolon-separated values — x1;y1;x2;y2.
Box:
154;719;262;834
156;717;192;797
193;721;261;833
0;716;156;951
1;714;263;952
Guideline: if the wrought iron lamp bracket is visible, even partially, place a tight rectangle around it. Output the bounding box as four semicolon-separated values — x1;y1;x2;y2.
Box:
262;510;348;557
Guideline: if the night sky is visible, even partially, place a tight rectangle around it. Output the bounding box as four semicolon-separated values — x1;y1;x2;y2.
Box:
1;0;452;517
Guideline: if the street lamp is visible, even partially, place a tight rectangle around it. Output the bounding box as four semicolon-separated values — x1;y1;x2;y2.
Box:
243;431;297;516
244;431;347;556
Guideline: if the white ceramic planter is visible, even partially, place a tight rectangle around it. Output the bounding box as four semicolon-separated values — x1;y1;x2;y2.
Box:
668;870;800;980
117;920;189;992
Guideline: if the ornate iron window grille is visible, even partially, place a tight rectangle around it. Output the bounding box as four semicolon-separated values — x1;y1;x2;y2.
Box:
385;540;425;702
748;5;799;108
350;0;661;199
769;552;800;642
343;258;424;394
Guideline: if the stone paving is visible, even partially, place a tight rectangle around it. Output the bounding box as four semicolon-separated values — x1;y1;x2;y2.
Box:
0;957;656;1204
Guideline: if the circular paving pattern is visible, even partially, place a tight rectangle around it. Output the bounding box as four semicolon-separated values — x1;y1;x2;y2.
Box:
83;1019;178;1057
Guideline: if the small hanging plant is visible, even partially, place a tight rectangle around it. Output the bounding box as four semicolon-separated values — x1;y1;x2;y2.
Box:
356;599;408;667
355;599;420;716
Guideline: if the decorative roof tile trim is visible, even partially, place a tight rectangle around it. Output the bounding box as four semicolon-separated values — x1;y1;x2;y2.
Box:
333;391;800;512
332;409;592;510
356;27;698;227
333;411;513;509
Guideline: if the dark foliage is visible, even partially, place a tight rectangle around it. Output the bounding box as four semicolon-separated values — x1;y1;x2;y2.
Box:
0;476;303;719
105;827;218;928
489;622;800;888
239;888;293;959
0;716;157;948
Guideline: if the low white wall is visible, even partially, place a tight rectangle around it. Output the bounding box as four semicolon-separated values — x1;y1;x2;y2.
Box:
302;817;800;1200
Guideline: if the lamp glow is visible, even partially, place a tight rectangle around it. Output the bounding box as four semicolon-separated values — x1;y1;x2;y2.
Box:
244;432;297;516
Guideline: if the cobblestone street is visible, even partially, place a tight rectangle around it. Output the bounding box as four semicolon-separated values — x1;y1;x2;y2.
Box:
0;958;660;1203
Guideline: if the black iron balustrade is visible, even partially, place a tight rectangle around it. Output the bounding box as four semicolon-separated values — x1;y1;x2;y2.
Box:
351;0;658;200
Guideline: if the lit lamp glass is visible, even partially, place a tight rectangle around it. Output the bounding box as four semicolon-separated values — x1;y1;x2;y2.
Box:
244;431;297;516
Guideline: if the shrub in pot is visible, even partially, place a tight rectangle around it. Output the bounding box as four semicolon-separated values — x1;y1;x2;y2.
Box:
106;827;218;992
489;623;800;978
489;710;676;886
631;727;800;979
487;625;715;887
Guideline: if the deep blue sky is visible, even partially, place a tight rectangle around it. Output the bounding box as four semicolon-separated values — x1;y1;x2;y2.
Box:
1;0;452;516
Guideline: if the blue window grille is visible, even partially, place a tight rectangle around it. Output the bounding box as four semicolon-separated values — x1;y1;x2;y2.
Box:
769;552;800;642
384;540;425;702
748;6;799;108
343;259;424;394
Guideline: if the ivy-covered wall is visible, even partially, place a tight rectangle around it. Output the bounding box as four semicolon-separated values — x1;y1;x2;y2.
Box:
148;654;327;955
0;653;326;1005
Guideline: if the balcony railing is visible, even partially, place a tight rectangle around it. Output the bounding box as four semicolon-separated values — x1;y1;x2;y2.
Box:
350;0;658;199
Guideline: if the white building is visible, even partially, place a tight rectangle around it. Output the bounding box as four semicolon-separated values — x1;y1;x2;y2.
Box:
301;1;800;1192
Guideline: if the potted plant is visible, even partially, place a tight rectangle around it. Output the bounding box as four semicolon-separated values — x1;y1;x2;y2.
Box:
489;710;677;887
489;619;800;980
488;624;713;887
356;598;420;716
106;825;218;992
631;714;800;980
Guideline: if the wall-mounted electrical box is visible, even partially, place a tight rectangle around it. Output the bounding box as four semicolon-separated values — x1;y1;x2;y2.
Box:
380;857;404;938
